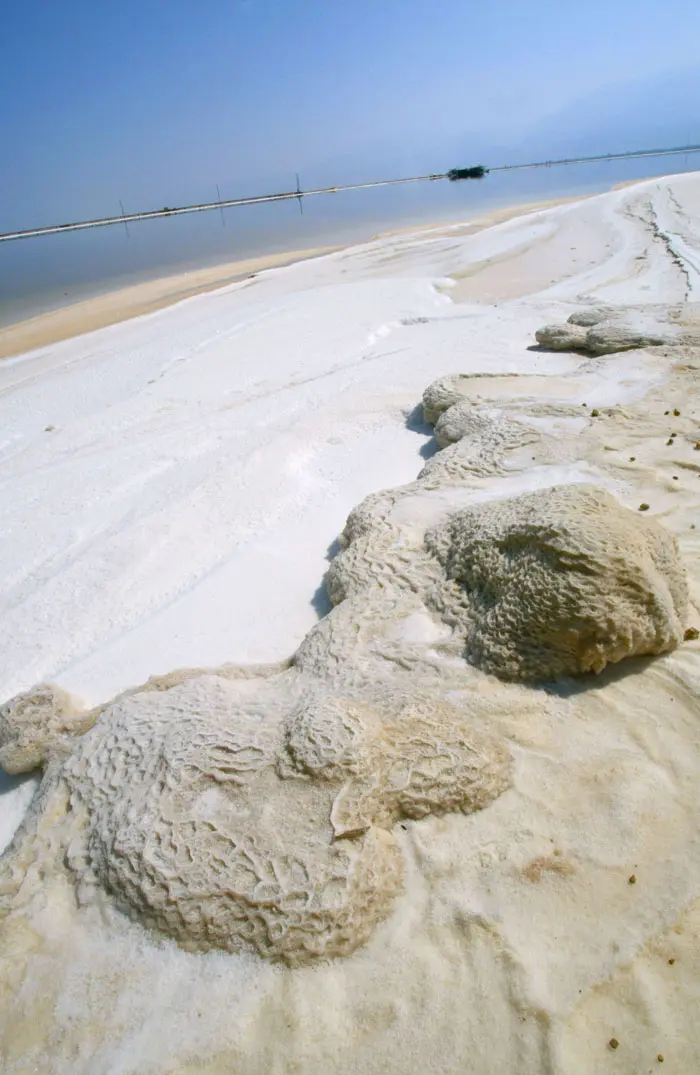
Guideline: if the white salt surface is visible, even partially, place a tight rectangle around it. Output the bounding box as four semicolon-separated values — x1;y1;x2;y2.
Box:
2;174;700;1075
1;175;698;851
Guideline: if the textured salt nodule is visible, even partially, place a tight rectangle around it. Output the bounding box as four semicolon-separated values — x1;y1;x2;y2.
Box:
426;483;687;680
0;684;93;773
0;676;509;965
433;403;503;449
534;324;589;351
566;307;616;327
535;304;699;354
585;323;673;355
422;373;477;425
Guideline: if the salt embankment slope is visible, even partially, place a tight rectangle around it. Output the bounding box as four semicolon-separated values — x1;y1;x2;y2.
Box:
1;173;700;1073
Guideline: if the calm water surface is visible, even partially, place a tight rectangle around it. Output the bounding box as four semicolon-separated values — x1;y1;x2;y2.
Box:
1;155;697;327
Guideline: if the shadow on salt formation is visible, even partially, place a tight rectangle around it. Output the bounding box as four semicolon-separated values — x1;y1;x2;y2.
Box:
540;653;658;698
526;343;588;355
404;403;440;460
0;769;29;796
0;769;40;855
310;537;342;619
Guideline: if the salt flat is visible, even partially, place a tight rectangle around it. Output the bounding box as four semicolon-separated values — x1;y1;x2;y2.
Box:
1;173;700;1074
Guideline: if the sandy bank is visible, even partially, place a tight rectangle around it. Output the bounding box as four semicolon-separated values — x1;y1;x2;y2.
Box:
0;195;586;360
0;245;339;359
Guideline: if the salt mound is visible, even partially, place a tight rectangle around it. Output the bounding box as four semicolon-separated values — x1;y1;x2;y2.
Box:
585;322;673;355
422;373;475;424
426;483;687;680
535;319;674;353
432;401;534;457
0;671;509;965
534;303;700;354
421;372;526;424
534;323;589;351
434;402;502;448
566;307;616;327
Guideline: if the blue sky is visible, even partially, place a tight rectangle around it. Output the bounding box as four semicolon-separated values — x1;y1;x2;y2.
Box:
2;0;700;230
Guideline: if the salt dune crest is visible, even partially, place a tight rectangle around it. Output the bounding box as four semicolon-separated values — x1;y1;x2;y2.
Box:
1;174;700;1073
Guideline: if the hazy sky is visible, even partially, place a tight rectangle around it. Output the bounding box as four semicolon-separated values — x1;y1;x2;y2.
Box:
2;0;700;230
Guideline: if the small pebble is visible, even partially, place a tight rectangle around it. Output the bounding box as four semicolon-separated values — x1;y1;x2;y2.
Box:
609;1038;620;1050
673;476;679;480
695;443;700;451
629;456;636;462
629;874;637;884
684;627;699;641
664;410;670;415
673;408;681;416
658;1055;664;1063
591;409;600;417
668;958;676;965
666;438;674;446
638;504;650;512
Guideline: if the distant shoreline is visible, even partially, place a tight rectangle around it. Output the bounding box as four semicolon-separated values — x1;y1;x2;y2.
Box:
0;191;592;361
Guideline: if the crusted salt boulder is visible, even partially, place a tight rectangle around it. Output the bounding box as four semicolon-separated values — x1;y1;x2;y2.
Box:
536;305;688;354
421;405;543;483
535;318;672;354
426;484;687;680
422;373;475;424
434;403;500;449
566;307;616;327
433;401;531;453
0;683;93;773
59;676;403;965
0;674;508;966
534;323;589;351
421;372;554;425
585;322;674;354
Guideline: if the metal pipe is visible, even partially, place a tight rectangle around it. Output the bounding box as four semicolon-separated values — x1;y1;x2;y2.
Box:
2;144;699;243
0;175;440;242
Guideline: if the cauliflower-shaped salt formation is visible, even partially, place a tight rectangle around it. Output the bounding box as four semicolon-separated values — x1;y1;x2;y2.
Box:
426;484;687;680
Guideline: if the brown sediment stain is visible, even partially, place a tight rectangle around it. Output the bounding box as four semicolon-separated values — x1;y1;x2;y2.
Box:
521;856;577;883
